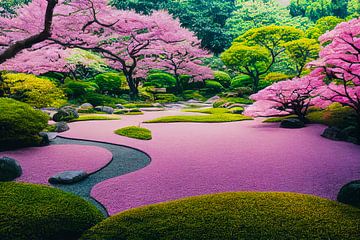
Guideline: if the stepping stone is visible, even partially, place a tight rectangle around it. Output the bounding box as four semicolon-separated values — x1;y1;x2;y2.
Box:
49;170;88;184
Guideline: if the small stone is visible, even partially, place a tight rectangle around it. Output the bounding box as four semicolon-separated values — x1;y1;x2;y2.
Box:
48;170;88;184
115;104;125;109
0;157;22;181
95;106;114;114
55;122;70;133
80;103;93;109
205;96;220;104
280;119;305;129
337;180;360;208
321;127;342;141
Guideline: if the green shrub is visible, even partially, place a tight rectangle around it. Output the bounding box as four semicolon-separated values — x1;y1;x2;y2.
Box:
114;126;152;140
81;93;127;106
144;73;177;88
264;72;290;83
91;72;127;95
182;90;206;101
231;75;252;88
145;114;252;123
230;107;244;114
213;71;231;88
0;182;104;240
204;80;224;93
155;93;179;103
64;80;98;99
123;103;154;108
0;98;48;150
70;114;121;122
81;192;360;240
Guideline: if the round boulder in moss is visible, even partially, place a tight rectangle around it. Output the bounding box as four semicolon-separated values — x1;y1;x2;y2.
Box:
53;106;79;122
0;157;22;181
0;182;104;240
81;192;360;240
338;180;360;208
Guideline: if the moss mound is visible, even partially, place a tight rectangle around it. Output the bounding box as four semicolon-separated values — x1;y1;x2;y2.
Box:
115;126;152;140
145;113;252;123
81;192;360;240
0;182;104;240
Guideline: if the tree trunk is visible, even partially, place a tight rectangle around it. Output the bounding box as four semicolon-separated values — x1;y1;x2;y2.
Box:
175;75;183;94
126;74;139;100
252;75;260;92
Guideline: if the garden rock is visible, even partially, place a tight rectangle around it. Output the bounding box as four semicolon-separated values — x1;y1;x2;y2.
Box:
205;95;220;104
48;170;88;184
337;180;360;208
95;106;114;114
280;119;305;129
0;157;22;181
321;127;343;141
53;106;79;122
80;103;93;109
227;103;244;109
39;132;50;146
115;104;125;109
55;122;70;133
39;132;57;141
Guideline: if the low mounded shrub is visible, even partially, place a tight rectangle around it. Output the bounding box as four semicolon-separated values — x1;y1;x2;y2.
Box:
81;92;127;106
155;93;179;103
144;73;177;88
213;71;232;88
204;80;224;93
0;182;104;240
0;98;49;150
115;126;152;140
81;192;360;240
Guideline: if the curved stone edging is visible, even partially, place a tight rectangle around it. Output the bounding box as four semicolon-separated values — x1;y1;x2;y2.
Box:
50;136;151;216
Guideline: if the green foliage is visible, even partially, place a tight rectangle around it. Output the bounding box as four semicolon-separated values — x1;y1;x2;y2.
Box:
1;73;66;108
181;90;206;101
52;106;79;122
154;93;179;103
70;114;121;122
347;0;360;19
231;75;253;88
204;80;224;93
0;182;104;240
263;115;298;123
111;0;236;53
283;38;320;76
91;72;127;95
306;16;344;40
145;114;252;123
114;126;152;140
123;103;154;108
213;71;232;88
213;97;253;108
64;80;98;99
225;0;313;40
81;192;360;240
144;72;177;88
0;0;30;15
0;98;48;150
184;108;231;114
264;72;291;83
81;93;127;107
289;0;351;21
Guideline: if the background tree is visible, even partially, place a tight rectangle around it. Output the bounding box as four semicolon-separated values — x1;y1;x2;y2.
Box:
305;16;344;40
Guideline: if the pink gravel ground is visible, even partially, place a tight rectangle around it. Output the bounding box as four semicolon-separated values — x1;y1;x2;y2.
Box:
59;111;360;215
1;145;112;185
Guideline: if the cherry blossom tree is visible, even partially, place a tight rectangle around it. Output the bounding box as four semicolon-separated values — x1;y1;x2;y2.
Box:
244;75;323;121
309;18;360;126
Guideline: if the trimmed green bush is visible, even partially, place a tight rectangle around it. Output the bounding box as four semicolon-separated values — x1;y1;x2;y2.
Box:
204;80;224;93
144;73;177;88
64;80;98;99
70;114;121;122
115;126;152;140
264;72;290;83
81;92;127;106
182;90;206;101
0;98;48;150
230;75;253;88
81;192;360;240
91;72;127;95
0;182;104;240
213;71;232;88
145;114;252;123
155;93;179;103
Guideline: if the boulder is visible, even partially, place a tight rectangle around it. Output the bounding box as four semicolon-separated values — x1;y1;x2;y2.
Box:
53;106;79;122
205;95;220;104
55;122;70;133
48;170;88;184
337;180;360;208
39;132;57;141
0;157;22;181
80;103;93;109
227;103;245;109
115;104;125;109
95;106;114;114
39;132;50;146
321;127;343;141
280;119;305;129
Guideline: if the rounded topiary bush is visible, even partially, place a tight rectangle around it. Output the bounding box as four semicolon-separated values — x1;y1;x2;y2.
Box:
81;192;360;240
0;98;49;150
337;180;360;208
204;80;224;93
213;71;232;88
144;73;177;88
0;182;104;240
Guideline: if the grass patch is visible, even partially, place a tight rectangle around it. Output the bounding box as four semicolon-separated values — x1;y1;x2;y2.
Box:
114;126;152;140
123;103;154;108
183;108;231;114
0;182;104;240
263;115;298;123
70;114;121;122
145;114;252;123
81;192;360;240
124;112;144;115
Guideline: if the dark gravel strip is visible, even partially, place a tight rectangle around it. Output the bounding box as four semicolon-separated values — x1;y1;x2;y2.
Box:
50;136;151;216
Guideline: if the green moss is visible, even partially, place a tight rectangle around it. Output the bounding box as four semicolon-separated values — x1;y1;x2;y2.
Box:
115;126;152;140
263;115;298;123
123;103;154;108
0;182;104;240
70;114;121;122
183;108;231;114
81;192;360;240
43;124;57;132
213;97;253;108
145;114;252;123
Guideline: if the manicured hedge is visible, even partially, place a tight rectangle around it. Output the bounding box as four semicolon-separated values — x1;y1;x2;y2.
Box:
0;182;104;240
81;192;360;240
0;98;49;150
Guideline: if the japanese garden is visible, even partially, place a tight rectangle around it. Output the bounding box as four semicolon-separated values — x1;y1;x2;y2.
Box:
0;0;360;239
